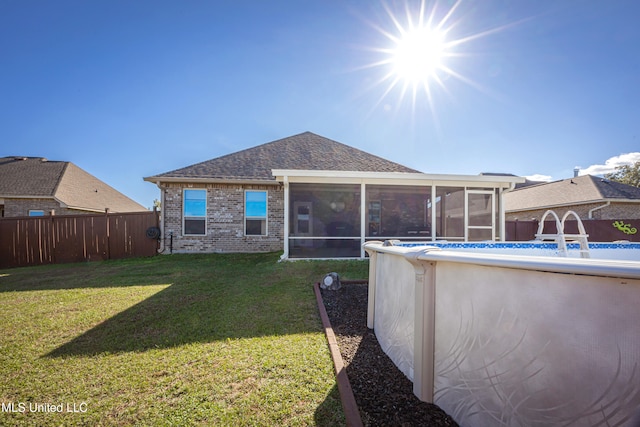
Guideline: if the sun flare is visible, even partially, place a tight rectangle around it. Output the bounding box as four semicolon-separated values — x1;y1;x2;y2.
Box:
391;27;447;87
360;0;517;118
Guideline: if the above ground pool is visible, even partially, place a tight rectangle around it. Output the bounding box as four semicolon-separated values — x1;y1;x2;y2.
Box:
363;240;640;427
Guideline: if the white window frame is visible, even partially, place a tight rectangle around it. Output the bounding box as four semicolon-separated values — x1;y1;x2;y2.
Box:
244;190;268;236
183;189;207;236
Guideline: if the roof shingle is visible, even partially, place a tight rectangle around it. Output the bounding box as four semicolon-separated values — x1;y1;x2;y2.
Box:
0;156;148;213
149;132;420;181
505;174;640;211
0;157;66;196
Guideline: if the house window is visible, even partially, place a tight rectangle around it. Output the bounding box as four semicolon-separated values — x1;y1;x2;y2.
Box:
183;189;206;235
29;210;45;216
245;190;267;236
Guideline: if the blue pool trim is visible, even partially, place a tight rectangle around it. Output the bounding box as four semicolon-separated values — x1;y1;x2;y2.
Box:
397;241;640;250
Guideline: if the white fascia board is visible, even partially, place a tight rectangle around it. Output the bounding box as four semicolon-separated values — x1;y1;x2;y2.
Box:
54;196;109;213
0;195;55;199
505;198;640;213
142;176;281;186
62;205;110;213
505;200;598;213
605;198;640;204
271;169;525;188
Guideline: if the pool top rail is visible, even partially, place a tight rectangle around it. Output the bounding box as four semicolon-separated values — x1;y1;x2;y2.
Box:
363;241;640;280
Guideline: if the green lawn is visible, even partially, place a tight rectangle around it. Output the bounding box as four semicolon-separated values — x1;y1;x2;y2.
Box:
0;253;368;426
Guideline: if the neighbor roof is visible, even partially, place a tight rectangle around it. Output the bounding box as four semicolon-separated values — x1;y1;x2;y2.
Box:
0;156;148;213
145;132;421;183
0;156;66;196
505;174;640;212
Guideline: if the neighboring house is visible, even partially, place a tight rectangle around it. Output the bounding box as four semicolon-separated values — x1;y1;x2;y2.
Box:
144;132;524;259
0;156;148;217
504;174;640;221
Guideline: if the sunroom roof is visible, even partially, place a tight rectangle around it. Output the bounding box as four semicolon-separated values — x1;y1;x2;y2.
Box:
272;169;525;188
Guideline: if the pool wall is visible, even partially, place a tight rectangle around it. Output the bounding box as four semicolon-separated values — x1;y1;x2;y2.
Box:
364;241;640;427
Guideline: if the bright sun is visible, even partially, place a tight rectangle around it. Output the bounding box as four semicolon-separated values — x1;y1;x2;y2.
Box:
362;0;523;116
391;27;447;87
362;0;463;113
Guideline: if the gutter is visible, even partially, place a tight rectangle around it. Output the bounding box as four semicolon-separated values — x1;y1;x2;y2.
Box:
272;169;525;188
142;176;281;186
499;181;518;241
507;199;639;215
588;201;610;219
0;195;54;199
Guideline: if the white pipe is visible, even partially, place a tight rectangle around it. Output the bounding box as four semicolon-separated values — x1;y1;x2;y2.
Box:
281;178;290;261
158;182;165;253
501;181;518;241
360;182;366;258
588;201;610;219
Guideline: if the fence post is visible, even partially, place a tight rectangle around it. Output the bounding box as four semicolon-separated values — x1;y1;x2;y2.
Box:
105;208;111;260
153;206;160;253
50;209;56;264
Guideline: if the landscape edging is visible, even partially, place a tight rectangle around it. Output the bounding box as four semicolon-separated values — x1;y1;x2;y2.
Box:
313;282;364;427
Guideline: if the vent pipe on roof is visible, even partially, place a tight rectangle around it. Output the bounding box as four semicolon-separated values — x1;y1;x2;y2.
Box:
573;167;580;178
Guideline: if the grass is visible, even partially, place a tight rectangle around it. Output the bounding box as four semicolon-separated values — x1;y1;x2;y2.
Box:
0;253;368;426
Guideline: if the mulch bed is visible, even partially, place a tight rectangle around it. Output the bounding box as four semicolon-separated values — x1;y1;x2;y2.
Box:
320;283;458;427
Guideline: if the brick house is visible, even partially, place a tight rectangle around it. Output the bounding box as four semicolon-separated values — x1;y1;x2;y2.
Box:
0;156;148;217
144;132;524;259
504;174;640;221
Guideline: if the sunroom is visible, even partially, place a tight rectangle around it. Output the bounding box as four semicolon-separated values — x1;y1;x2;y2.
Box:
273;170;524;259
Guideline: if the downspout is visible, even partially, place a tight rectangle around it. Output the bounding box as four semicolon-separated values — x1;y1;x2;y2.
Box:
588;201;610;219
499;181;518;242
280;177;290;261
158;182;166;253
360;181;366;258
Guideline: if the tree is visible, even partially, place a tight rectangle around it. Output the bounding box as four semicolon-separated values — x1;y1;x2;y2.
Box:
605;161;640;187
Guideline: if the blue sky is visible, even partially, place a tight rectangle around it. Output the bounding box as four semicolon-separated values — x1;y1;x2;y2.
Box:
2;0;639;208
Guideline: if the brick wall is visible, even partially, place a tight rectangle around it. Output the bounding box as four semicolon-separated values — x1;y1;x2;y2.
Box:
506;202;640;221
2;198;94;217
161;182;284;253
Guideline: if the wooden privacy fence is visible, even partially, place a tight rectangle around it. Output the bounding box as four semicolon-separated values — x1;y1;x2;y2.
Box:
506;219;640;242
0;210;160;269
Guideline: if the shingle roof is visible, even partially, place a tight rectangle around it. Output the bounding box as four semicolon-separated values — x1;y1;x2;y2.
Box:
505;174;640;211
0;156;66;196
147;132;420;181
0;156;148;213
